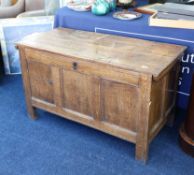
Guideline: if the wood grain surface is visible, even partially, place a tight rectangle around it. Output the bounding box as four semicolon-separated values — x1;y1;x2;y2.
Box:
17;28;186;79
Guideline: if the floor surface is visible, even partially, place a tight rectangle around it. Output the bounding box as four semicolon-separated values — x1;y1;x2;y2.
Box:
0;75;194;175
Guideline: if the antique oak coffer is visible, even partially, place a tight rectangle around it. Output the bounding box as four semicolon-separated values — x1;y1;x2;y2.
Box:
17;28;186;162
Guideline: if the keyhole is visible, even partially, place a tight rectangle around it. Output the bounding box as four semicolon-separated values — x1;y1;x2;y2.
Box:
73;62;78;70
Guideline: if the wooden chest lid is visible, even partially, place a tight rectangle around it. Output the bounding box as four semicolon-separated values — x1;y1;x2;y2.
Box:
17;28;186;78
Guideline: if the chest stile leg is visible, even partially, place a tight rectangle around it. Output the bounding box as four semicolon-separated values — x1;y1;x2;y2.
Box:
135;74;152;163
19;47;37;120
51;66;63;110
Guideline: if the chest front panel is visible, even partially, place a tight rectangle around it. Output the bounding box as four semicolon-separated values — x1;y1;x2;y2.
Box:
27;60;54;104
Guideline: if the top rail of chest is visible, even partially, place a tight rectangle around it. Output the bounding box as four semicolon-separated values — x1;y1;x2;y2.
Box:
17;28;186;79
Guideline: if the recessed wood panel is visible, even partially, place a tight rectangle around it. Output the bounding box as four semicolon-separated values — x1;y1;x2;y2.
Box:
164;68;177;113
101;80;139;132
27;61;54;104
149;79;165;131
62;70;100;118
149;66;178;135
